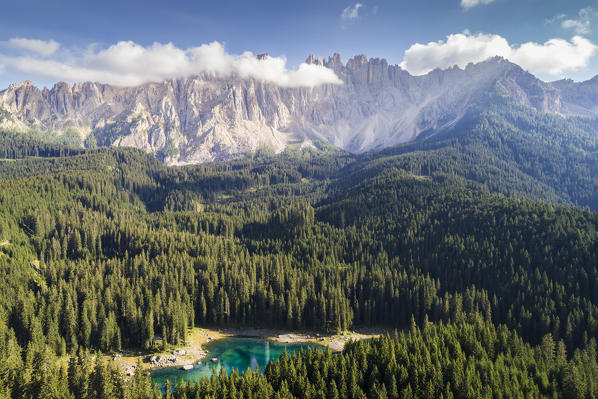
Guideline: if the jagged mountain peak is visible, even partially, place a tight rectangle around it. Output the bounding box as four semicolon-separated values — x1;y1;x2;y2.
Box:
8;80;35;89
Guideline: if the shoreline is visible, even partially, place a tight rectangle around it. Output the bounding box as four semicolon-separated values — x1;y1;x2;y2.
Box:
112;327;384;375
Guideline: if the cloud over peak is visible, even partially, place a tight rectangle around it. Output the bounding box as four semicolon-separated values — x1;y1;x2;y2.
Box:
400;32;597;77
0;40;342;87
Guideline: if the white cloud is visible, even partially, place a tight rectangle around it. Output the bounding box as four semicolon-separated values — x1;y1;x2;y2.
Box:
341;3;363;20
461;0;495;9
1;38;60;57
400;32;598;76
400;33;511;75
510;36;597;75
0;40;342;87
562;7;596;35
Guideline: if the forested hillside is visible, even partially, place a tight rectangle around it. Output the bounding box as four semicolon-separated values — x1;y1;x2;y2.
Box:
356;100;598;209
0;130;597;397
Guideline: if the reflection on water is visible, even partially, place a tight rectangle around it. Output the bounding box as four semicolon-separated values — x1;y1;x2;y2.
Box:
265;340;270;364
150;338;323;389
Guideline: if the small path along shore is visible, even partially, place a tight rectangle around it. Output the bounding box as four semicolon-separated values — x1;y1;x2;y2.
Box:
112;327;384;375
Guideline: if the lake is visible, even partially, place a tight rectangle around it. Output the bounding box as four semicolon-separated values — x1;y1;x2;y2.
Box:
150;337;323;388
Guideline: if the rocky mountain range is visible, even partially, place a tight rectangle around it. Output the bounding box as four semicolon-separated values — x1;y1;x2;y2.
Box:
1;54;598;164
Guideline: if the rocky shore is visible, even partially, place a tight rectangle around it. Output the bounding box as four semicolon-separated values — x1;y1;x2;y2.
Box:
113;327;383;375
144;348;207;369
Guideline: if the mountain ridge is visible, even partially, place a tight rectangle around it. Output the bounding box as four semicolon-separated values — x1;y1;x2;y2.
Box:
1;55;597;164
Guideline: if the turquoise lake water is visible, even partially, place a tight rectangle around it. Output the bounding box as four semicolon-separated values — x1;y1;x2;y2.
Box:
150;338;323;388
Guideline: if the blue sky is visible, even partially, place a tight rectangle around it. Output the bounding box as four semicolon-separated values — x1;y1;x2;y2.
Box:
0;0;597;88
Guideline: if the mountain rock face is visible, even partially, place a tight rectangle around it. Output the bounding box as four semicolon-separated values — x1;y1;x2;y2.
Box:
0;56;596;164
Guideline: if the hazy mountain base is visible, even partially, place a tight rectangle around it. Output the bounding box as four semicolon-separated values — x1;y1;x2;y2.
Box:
351;99;598;209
